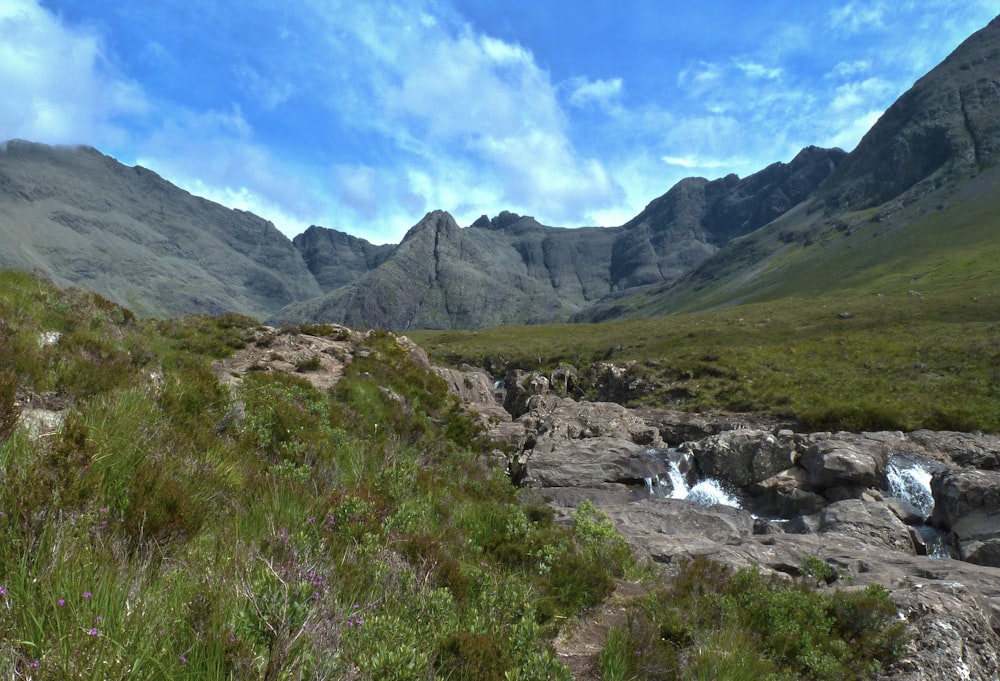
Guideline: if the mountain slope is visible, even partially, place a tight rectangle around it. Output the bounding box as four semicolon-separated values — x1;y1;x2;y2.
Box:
270;210;619;330
0;140;321;318
293;225;394;291
587;14;1000;320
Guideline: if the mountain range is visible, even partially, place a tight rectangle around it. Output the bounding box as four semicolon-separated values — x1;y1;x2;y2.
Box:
1;15;998;329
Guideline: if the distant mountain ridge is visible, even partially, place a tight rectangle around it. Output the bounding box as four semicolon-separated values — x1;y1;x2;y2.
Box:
268;147;844;329
1;15;998;327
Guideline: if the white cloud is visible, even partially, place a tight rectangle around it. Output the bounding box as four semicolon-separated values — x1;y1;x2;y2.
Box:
829;2;887;33
299;1;623;228
568;77;624;108
829;77;895;112
734;60;782;80
829;59;873;79
0;0;148;145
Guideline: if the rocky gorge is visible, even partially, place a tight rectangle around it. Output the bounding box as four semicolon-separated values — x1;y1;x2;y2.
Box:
435;361;1000;680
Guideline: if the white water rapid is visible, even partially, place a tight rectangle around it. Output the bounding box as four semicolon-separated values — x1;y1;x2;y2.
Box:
885;451;955;558
643;449;740;508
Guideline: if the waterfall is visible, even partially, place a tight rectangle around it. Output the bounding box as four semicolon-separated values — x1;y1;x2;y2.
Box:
885;451;955;558
886;452;938;521
643;448;740;509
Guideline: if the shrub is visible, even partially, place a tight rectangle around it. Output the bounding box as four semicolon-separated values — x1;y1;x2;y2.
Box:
0;371;19;445
434;631;506;681
600;556;908;681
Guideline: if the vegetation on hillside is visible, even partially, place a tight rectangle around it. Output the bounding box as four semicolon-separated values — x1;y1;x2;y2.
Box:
0;271;907;678
414;283;1000;433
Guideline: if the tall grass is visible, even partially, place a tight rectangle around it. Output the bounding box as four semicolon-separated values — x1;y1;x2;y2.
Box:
413;285;1000;432
0;273;622;678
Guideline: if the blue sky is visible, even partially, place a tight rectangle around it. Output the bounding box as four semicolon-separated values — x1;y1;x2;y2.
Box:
3;1;998;243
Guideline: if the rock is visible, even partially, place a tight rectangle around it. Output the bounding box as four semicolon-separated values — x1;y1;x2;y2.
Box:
931;469;1000;566
631;407;788;446
748;465;828;518
433;365;511;431
521;395;662;447
684;428;796;487
585;361;656;402
504;370;551;417
800;435;887;491
788;499;916;554
521;436;669;490
906;430;1000;469
599;499;756;560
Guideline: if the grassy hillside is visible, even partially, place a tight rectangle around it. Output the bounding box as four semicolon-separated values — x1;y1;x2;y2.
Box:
0;271;634;678
0;271;909;678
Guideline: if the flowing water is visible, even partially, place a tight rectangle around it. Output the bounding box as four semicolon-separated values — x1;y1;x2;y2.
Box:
642;448;740;508
886;451;954;558
640;447;954;556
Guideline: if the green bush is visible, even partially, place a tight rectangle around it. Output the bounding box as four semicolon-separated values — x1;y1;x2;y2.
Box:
0;371;19;445
600;557;907;681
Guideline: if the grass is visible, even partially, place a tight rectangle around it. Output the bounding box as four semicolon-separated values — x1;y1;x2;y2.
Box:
412;284;1000;432
0;270;911;678
0;271;603;678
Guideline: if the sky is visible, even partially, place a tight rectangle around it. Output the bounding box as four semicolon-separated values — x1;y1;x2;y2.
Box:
2;1;999;244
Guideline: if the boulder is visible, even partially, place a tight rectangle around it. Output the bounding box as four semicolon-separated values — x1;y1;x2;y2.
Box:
503;370;551;417
521;437;669;490
800;435;887;490
747;465;828;518
787;499;916;554
521;395;662;447
684;428;797;487
907;429;1000;469
600;498;756;557
931;468;1000;566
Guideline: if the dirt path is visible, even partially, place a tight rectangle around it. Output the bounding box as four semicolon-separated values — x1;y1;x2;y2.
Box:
554;580;649;680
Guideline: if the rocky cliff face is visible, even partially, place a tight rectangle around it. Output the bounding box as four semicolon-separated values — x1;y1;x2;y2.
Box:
610;146;846;290
292;225;393;291
821;16;1000;211
270;210;620;329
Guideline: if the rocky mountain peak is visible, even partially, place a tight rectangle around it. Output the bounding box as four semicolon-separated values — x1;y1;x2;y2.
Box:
820;14;1000;210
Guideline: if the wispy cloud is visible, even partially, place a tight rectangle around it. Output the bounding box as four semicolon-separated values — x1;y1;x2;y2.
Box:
829;2;887;34
568;77;624;109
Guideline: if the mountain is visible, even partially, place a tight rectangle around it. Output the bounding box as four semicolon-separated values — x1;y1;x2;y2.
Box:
1;17;998;328
269;148;842;330
293;225;395;291
0;140;321;318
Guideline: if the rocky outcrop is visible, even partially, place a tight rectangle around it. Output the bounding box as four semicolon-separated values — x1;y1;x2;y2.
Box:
292;225;393;292
683;428;797;487
821;16;1000;211
931;469;1000;566
610;146;846;290
435;363;1000;680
